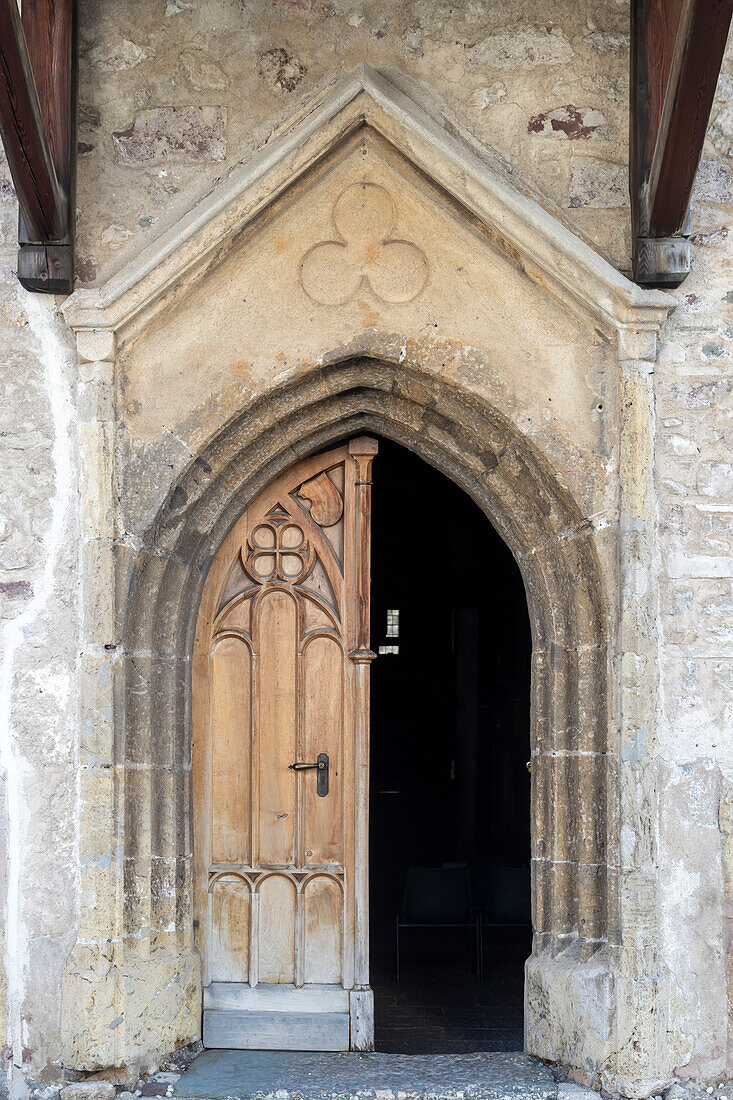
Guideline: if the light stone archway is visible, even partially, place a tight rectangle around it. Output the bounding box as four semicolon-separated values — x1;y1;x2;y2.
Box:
120;357;615;1064
62;336;666;1095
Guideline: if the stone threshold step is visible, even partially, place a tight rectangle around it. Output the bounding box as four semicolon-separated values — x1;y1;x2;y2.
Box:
172;1049;562;1100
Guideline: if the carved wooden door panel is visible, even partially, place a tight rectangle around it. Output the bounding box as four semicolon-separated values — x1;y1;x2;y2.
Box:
193;438;377;1051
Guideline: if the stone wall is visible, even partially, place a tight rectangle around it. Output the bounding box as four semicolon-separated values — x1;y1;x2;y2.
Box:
0;0;730;1094
655;116;733;1075
0;150;81;1089
75;0;634;284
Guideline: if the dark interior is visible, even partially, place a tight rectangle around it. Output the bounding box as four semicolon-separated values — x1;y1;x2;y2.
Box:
369;438;532;1053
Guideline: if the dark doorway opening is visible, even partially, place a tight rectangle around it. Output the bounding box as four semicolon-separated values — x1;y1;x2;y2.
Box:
369;438;532;1053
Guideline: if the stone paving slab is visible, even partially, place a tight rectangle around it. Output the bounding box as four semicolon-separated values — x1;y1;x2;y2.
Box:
173;1049;557;1100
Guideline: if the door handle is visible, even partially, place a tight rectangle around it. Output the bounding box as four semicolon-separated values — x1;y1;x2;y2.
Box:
289;752;329;796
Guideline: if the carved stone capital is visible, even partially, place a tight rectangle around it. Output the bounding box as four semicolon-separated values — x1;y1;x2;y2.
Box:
618;326;658;363
76;327;116;365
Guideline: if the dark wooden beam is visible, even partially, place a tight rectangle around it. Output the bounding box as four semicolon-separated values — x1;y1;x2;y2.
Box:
630;0;684;239
19;0;77;293
0;0;76;293
631;0;733;287
648;0;733;236
0;0;65;239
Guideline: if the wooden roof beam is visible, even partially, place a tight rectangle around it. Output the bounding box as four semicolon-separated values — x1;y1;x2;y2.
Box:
0;0;76;293
631;0;733;287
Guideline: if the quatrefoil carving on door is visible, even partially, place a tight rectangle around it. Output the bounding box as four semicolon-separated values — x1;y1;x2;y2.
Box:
243;520;314;584
300;183;429;305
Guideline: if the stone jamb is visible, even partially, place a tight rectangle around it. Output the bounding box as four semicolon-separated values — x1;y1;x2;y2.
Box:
525;325;669;1097
616;327;669;1094
64;328;123;1068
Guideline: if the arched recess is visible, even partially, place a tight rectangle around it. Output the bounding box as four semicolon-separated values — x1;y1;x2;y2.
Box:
121;355;616;1051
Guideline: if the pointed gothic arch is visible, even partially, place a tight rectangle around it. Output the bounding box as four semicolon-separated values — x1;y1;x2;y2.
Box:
114;355;616;1054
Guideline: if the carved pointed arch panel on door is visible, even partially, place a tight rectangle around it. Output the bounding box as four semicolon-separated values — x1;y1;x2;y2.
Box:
193;438;377;1051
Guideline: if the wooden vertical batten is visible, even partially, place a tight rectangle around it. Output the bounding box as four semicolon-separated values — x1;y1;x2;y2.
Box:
346;437;378;1050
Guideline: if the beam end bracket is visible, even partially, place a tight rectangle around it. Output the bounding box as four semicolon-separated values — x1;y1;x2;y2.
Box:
0;0;77;294
633;235;690;289
17;242;74;294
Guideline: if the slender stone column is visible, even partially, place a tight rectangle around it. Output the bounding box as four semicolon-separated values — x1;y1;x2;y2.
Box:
612;326;669;1097
62;328;124;1068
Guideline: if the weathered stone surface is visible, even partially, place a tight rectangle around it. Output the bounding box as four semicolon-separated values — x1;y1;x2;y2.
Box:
528;105;606;139
257;48;307;93
71;3;635;285
557;1087;597;1100
87;39;150;72
174;1049;557;1100
76;329;115;364
697;462;733;496
471;84;507;110
709;82;733;157
583;30;630;52
113;107;227;166
467;25;574;70
178;49;229;91
569;158;627;207
693;159;733;204
60;1083;116;1100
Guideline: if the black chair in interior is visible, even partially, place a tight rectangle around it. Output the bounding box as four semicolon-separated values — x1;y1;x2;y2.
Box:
395;864;482;981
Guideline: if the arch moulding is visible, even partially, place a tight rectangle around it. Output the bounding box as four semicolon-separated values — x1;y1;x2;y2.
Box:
62;66;675;1097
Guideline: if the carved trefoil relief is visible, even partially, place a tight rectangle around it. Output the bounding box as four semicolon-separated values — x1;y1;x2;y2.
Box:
300;182;428;305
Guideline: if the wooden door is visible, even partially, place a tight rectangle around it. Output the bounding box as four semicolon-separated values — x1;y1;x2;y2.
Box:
193;438;377;1051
